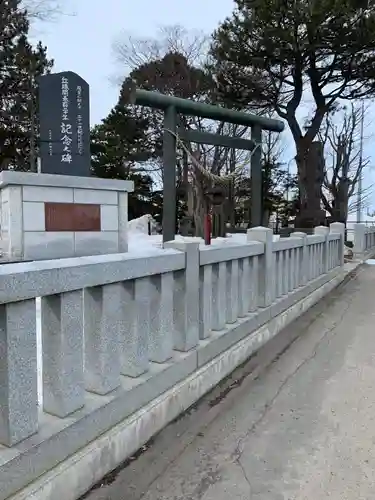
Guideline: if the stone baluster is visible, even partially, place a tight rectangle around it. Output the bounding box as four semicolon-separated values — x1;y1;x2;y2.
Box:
354;224;365;257
164;241;200;350
0;299;38;446
288;246;295;290
296;246;301;285
314;226;329;274
294;232;307;286
319;241;324;275
199;263;213;338
226;259;239;324
312;244;318;278
247;227;273;307
84;283;123;394
248;255;260;312
120;278;150;377
238;257;250;317
211;261;227;331
149;273;174;363
41;290;84;417
330;222;345;267
275;250;283;298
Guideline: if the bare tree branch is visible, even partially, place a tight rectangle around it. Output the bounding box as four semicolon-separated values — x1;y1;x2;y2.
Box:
319;102;372;222
21;0;75;23
112;25;210;86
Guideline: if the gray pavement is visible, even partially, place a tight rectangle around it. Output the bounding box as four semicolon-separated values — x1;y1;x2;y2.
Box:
85;263;375;500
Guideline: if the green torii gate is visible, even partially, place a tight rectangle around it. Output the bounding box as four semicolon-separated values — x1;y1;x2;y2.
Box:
125;83;284;242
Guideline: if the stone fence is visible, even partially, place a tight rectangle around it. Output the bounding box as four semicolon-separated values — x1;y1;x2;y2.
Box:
353;223;375;258
0;223;348;500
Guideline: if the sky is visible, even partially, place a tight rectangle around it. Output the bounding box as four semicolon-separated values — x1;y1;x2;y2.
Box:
30;0;375;218
31;0;234;125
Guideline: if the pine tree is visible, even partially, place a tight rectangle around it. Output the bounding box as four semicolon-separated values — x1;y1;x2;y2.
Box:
93;52;215;224
0;0;53;171
90;104;160;219
210;0;375;227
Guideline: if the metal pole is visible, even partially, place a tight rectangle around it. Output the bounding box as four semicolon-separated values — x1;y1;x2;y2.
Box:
163;106;177;243
251;125;262;226
357;100;364;223
29;75;37;173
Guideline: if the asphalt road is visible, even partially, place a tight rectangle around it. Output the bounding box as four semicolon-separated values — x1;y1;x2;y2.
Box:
85;262;375;500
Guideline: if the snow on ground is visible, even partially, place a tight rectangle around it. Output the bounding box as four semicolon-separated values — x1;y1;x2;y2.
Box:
127;215;280;254
128;231;280;253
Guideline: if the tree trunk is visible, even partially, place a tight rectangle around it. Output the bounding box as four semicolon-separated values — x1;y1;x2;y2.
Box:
192;172;207;238
262;209;270;227
331;182;349;224
193;201;205;237
294;140;326;229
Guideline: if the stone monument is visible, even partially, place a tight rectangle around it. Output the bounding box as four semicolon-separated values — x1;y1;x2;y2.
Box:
0;71;134;261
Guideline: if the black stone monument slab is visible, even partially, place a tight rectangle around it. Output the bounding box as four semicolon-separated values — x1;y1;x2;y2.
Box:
38;71;91;176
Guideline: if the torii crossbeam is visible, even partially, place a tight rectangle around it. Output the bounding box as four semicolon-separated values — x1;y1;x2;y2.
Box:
124;83;284;242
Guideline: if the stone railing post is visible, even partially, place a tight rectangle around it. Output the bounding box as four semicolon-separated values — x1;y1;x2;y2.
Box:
211;259;227;331
294;231;308;285
148;272;174;363
371;227;375;251
366;226;375;252
353;223;366;257
42;290;84;417
164;240;200;351
314;226;329;274
119;277;150;378
247;227;273;307
0;299;38;446
84;283;123;395
369;227;374;251
330;222;345;267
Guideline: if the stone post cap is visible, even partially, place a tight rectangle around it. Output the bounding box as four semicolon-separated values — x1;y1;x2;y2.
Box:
329;222;345;234
314;226;329;235
247;226;273;243
293;231;307;240
163;239;200;252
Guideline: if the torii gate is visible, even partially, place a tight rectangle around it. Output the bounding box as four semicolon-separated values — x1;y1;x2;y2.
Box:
124;83;284;243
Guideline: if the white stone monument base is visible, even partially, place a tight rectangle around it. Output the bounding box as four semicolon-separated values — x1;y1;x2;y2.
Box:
0;171;134;261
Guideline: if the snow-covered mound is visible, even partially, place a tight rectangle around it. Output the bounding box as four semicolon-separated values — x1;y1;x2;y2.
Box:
128;214;157;235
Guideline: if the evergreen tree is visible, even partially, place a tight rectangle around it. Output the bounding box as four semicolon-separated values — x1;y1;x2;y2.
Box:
90;104;161;219
118;51;214;161
210;0;375;227
103;52;216;227
0;0;53;170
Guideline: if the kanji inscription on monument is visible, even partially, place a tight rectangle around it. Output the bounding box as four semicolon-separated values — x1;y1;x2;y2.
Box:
38;71;90;176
